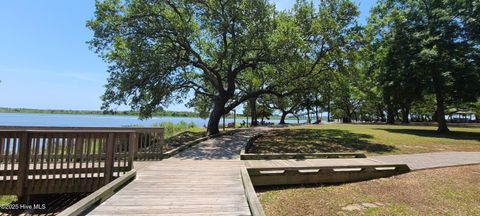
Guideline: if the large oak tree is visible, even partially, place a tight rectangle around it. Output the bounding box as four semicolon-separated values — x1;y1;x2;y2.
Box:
88;0;283;135
88;0;361;134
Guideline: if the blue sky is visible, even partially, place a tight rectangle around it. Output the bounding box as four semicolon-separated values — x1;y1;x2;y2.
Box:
0;0;377;112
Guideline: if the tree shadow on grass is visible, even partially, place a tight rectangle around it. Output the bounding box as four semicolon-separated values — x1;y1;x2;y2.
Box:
164;131;207;151
248;129;396;154
376;128;480;142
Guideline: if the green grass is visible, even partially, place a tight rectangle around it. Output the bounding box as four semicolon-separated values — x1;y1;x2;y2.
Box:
249;123;480;155
0;195;16;205
258;164;480;216
151;121;202;138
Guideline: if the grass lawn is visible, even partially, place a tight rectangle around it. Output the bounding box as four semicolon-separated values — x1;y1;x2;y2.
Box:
248;123;480;155
257;164;480;216
0;195;16;205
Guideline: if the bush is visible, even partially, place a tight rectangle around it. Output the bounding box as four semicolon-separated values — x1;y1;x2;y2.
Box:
152;121;198;138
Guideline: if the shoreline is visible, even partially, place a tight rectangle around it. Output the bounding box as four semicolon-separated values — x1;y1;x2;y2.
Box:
0;109;300;121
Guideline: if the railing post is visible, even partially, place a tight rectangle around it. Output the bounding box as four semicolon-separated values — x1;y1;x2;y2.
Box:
133;131;139;160
104;133;115;185
17;131;31;203
159;129;164;160
128;132;136;170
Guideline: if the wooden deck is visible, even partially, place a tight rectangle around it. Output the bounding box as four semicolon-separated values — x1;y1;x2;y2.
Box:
89;160;250;215
88;130;259;216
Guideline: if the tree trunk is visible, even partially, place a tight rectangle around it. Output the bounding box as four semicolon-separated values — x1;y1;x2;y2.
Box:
386;103;395;124
401;107;410;124
279;111;288;124
327;101;331;122
306;108;311;123
207;100;225;135
435;91;449;132
315;94;319;121
249;97;258;126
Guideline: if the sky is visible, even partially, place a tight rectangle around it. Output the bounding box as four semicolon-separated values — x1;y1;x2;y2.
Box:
0;0;377;112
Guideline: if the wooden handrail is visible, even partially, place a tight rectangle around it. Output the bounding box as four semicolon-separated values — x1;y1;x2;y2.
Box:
0;126;163;201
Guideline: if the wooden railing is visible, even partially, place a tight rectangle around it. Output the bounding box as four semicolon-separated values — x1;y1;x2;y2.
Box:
133;128;164;160
0;126;164;161
0;126;164;200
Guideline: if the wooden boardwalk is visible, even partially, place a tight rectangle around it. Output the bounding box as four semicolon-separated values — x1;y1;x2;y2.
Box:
89;126;480;215
245;152;480;171
244;158;384;168
371;152;480;170
89;160;250;215
88;129;262;216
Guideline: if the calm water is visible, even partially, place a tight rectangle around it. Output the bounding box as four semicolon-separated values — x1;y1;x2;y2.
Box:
0;113;298;127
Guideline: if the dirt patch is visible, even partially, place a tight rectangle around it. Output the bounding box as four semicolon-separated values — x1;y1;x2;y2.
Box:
341;202;384;211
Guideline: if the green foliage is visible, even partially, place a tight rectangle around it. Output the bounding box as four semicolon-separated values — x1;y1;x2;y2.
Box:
368;0;480;130
256;103;273;121
87;0;365;134
151;121;198;138
88;0;283;134
86;0;479;132
0;195;16;205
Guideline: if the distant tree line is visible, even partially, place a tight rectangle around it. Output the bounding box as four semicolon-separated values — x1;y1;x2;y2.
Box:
0;107;201;118
88;0;479;134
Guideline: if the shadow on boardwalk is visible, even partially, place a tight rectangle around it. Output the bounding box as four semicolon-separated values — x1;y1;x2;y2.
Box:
377;128;480;141
173;130;256;160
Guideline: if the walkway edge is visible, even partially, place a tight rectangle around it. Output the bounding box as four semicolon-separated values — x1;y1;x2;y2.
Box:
241;167;266;216
58;170;136;216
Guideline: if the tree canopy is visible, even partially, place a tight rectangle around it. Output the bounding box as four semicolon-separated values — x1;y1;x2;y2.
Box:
368;0;480;131
88;0;362;134
88;0;479;134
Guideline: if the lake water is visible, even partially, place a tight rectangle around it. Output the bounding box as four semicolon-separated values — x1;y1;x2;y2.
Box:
0;113;299;127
